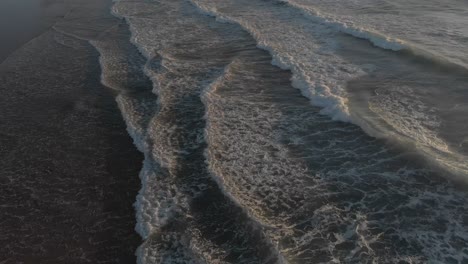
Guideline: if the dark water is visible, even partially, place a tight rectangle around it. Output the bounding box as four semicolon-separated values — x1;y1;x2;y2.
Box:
0;0;144;263
0;0;69;62
2;0;468;263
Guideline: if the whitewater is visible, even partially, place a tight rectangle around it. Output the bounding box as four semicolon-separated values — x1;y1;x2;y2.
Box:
87;0;468;263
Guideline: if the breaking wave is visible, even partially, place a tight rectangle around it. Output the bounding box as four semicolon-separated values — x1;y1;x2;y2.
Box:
94;0;468;262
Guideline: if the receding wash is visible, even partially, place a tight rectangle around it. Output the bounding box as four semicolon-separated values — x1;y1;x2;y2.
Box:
107;0;468;263
2;0;468;263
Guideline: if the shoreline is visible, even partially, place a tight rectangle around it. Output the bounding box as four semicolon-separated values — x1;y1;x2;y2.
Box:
0;1;143;263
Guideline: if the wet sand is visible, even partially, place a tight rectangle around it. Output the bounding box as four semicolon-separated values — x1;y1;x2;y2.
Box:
0;1;142;263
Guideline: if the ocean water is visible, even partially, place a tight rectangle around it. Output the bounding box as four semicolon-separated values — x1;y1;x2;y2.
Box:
0;0;145;262
0;0;72;62
102;0;468;263
6;0;465;262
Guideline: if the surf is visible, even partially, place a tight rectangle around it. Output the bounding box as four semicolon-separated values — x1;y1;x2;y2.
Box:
105;0;468;262
188;0;468;182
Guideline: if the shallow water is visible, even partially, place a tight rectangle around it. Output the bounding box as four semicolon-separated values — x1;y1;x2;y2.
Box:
2;0;468;263
110;0;468;263
0;0;143;262
0;0;70;62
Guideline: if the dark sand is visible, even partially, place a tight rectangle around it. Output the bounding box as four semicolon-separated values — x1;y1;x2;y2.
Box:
0;1;142;263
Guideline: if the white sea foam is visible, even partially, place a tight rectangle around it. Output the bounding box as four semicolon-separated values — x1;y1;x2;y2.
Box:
284;0;468;70
103;0;468;262
196;41;468;262
111;1;291;262
189;0;468;181
189;0;361;123
278;0;406;51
